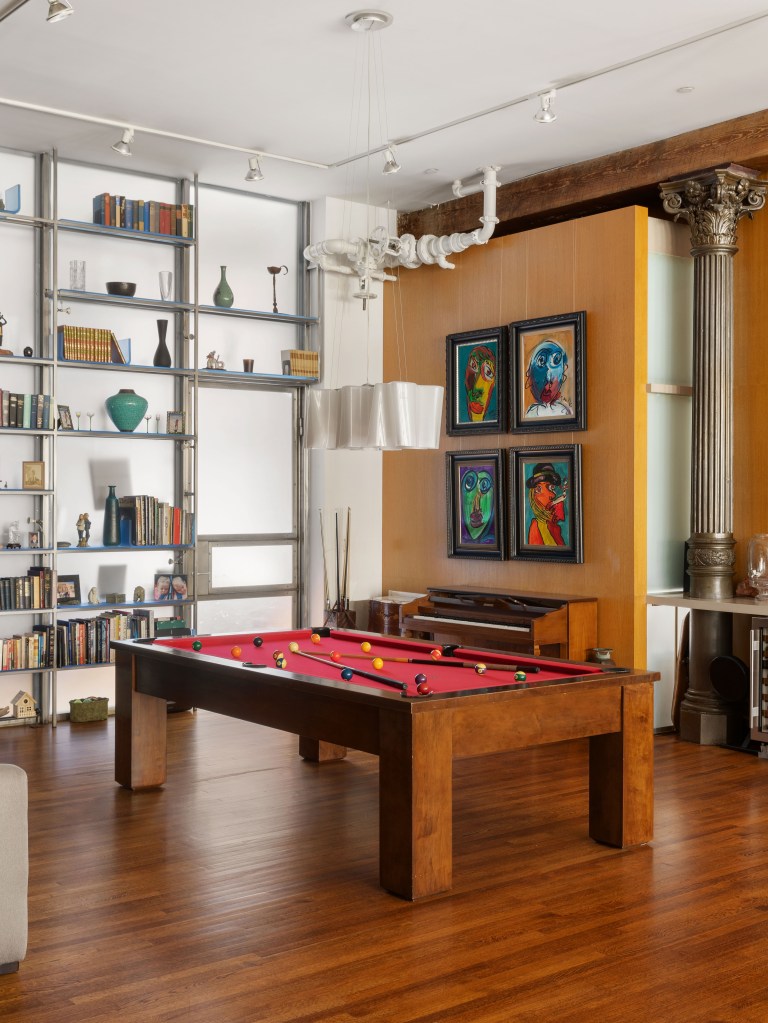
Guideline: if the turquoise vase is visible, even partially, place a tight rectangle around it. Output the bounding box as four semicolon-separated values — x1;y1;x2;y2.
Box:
104;388;148;433
213;265;234;307
103;485;120;547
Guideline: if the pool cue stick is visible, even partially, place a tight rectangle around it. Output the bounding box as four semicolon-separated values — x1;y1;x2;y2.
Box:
294;648;407;692
437;646;541;673
341;506;351;610
319;510;330;611
335;511;341;612
299;649;528;672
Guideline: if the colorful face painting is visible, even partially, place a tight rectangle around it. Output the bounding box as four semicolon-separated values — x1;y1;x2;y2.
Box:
523;334;573;419
460;462;496;544
525;461;569;547
461;343;497;424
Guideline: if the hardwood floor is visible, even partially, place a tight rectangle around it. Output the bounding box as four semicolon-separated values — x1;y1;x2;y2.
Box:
1;712;767;1022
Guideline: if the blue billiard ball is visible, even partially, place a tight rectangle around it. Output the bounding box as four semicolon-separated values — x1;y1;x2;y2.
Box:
252;636;263;647
341;668;354;681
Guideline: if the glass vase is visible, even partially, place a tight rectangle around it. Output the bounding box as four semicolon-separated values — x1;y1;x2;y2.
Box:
748;534;768;599
213;265;234;307
153;318;172;367
103;485;120;547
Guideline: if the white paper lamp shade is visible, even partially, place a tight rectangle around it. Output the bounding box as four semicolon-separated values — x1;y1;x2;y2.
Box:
337;384;375;449
305;388;340;449
414;385;444;448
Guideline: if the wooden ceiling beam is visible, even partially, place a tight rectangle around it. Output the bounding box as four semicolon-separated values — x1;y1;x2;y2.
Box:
397;108;768;238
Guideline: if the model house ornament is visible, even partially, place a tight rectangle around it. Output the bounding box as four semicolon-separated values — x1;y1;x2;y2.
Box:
11;691;36;719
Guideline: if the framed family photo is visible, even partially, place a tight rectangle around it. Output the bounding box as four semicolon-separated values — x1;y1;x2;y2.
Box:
446;449;505;560
56;575;81;605
508;445;583;563
509;311;586;433
445;326;507;436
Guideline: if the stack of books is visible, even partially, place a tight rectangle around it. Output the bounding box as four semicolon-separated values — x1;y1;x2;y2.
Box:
92;193;194;237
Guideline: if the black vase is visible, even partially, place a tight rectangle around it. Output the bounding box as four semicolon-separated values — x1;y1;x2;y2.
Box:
153;319;172;367
103;485;120;546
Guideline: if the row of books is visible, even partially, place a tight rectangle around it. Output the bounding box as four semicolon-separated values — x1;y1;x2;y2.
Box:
92;193;194;237
0;391;53;430
0;568;55;611
55;608;155;667
0;629;48;671
118;495;194;547
57;325;128;364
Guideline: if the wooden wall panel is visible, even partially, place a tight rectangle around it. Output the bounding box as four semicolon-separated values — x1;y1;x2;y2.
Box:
382;207;649;667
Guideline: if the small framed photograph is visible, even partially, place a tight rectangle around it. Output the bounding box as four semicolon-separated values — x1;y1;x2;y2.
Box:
57;404;74;430
56;575;81;605
154;573;188;601
445;326;507;436
446;449;505;560
508;444;583;563
166;411;185;435
22;461;45;490
509;311;586;433
28;531;41;549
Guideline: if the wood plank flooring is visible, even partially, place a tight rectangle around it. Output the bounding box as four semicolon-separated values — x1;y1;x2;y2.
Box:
1;712;768;1022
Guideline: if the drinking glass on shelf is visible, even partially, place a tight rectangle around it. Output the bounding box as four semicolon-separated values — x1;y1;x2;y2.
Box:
159;271;173;301
748;534;768;599
69;260;86;291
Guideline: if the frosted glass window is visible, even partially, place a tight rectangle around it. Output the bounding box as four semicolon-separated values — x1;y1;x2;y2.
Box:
197;387;295;535
211;545;294;589
197;596;294;634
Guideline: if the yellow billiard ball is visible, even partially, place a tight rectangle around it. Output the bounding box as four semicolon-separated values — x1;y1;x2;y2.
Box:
361;641;371;652
372;657;384;670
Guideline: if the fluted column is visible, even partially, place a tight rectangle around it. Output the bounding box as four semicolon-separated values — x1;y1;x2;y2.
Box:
659;166;766;744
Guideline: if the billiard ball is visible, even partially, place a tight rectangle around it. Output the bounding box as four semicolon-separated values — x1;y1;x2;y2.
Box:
430;648;442;660
341;668;354;681
514;671;526;681
252;637;263;647
192;640;202;651
330;650;341;662
288;641;299;653
275;656;287;669
474;662;487;675
372;657;384;670
416;682;432;696
414;672;427;685
231;646;242;659
361;641;371;652
310;633;321;644
273;650;284;663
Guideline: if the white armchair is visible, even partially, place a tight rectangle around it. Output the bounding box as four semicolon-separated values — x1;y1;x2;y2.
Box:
0;764;28;973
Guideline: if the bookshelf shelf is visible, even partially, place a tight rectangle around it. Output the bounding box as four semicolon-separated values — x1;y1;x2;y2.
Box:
55;289;194;313
57;219;195;246
55;360;194;377
0;489;54;496
198;303;317;326
57;599;193;612
0;355;54;368
56;430;194;441
56;544;194;553
195;367;317;388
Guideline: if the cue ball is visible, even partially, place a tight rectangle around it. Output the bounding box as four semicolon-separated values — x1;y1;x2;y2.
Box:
372;657;384;670
231;646;242;659
341;668;354;681
252;637;263;647
289;641;299;653
514;671;526;681
416;682;432;696
310;633;321;644
192;640;202;651
361;641;371;652
330;650;341;662
474;663;487;675
430;648;442;660
414;673;427;685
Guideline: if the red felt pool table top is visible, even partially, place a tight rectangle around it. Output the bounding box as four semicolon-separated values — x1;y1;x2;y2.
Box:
152;627;606;699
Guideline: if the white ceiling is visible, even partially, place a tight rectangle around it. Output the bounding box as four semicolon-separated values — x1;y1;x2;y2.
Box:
2;0;768;213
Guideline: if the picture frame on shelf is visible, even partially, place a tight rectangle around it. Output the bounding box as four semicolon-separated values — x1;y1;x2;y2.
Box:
166;411;184;435
28;531;41;549
58;404;74;430
445;325;507;436
22;460;45;490
56;575;81;605
509;311;586;433
445;449;505;560
508;444;583;563
154;573;188;601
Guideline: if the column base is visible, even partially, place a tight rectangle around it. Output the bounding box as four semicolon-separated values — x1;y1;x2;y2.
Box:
678;704;734;745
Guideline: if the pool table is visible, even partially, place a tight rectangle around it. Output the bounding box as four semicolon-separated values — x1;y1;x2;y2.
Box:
112;627;657;900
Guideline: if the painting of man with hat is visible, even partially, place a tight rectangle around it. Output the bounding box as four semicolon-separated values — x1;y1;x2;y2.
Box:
525;461;568;546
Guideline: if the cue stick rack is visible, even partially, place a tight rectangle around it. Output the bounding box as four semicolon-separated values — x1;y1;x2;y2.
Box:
319;507;356;629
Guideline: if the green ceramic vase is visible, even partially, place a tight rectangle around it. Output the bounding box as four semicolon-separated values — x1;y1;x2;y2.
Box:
213;265;234;307
104;388;148;433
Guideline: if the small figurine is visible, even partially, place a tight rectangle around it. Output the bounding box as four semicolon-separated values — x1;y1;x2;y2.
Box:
205;350;225;370
76;512;91;547
133;585;145;603
88;586;99;605
0;312;5;341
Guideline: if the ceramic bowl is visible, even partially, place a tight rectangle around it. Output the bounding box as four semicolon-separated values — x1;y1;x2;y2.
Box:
106;281;137;297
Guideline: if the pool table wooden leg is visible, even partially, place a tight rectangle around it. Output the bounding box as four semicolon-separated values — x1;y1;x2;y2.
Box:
298;738;347;762
114;652;168;790
378;709;453;900
588;681;654;847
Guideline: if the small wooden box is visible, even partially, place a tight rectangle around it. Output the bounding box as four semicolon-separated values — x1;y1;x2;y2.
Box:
69;697;108;722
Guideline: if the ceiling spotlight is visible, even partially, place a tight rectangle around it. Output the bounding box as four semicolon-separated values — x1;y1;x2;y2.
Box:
111;128;134;156
533;89;557;124
245;156;264;182
47;0;73;22
382;146;400;175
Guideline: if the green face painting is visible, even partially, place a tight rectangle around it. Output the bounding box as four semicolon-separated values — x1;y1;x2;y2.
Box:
461;467;494;541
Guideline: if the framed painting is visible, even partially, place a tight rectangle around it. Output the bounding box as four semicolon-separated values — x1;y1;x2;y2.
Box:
508;444;583;563
445;325;507;435
446;449;505;559
509;311;586;433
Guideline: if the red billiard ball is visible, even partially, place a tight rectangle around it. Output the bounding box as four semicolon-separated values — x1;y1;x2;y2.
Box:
330;650;342;662
430;648;442;660
372;657;384;670
252;637;263;647
310;633;321;645
341;668;354;681
273;650;284;663
414;672;427;685
474;662;487;675
416;682;432;696
361;641;371;652
192;640;202;651
231;646;242;659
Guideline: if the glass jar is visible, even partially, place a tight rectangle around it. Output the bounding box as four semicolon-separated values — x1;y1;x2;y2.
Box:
747;534;768;599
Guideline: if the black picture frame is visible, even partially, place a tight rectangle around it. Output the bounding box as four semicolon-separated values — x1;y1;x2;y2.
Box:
56;575;81;605
57;404;74;430
446;449;505;560
509;311;586;433
154;573;189;601
508;444;583;563
445;325;507;436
